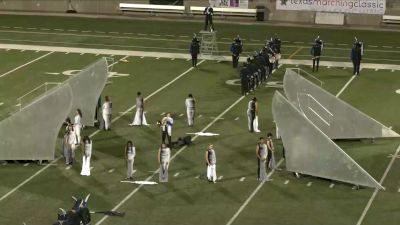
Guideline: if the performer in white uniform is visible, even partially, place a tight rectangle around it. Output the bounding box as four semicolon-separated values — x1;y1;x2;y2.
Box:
74;109;83;144
158;144;171;182
66;125;78;165
161;113;173;146
206;144;217;183
253;99;260;133
130;92;148;126
125;140;136;179
80;136;92;176
256;137;268;181
185;93;196;126
247;97;257;132
102;96;112;131
266;132;278;170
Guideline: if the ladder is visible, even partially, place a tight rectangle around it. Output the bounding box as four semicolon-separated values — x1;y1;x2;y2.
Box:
199;30;219;56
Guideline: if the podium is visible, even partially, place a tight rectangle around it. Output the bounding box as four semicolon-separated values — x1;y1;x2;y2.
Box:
199;30;219;56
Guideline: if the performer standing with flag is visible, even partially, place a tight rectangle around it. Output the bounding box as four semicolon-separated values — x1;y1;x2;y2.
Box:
205;144;217;183
158;143;171;182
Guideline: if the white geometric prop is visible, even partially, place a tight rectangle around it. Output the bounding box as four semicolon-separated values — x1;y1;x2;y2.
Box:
283;69;399;139
272;91;384;189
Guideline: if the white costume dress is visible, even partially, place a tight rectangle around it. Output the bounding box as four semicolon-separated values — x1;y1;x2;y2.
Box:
159;147;171;182
207;149;217;182
80;142;92;176
102;101;112;130
132;96;148;125
253;116;261;133
126;146;136;178
185;97;196;126
74;114;82;144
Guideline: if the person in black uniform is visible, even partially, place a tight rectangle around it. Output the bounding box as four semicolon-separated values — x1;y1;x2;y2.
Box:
272;35;282;69
265;41;276;76
311;36;323;72
234;35;243;47
240;63;250;96
351;39;363;75
230;39;242;68
203;4;214;32
190;37;200;67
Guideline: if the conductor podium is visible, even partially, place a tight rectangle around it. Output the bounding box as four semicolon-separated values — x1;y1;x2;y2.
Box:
199;30;219;56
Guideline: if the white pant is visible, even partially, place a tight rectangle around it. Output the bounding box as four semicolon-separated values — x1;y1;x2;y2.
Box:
187;108;195;126
80;155;91;176
103;112;111;130
127;159;134;178
253;116;260;132
207;164;217;182
75;124;82;144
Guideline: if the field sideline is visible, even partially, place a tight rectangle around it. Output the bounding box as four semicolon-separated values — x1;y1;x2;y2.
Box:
0;15;400;225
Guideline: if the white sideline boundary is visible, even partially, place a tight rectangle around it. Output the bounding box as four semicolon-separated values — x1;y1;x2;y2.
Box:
356;143;400;225
336;75;357;97
95;95;245;225
0;51;53;78
1;44;400;71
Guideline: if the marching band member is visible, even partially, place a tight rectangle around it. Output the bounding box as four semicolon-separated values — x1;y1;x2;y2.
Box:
205;144;217;183
185;94;196;126
272;35;282;69
351;37;363;76
102;96;112;131
80;136;92;176
74;109;82;144
161;113;174;146
130;92;148;126
203;4;214;32
125;140;136;180
158;143;171;182
256;137;268;181
311;36;323;72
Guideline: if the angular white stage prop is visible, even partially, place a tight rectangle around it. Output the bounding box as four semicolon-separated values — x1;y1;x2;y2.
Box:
272;91;383;189
283;69;399;139
0;84;73;160
66;58;109;126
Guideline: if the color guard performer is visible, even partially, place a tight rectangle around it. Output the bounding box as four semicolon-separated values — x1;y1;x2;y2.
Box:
80;136;92;176
266;132;278;170
185;94;196;126
125;140;136;180
130;92;148;126
206;144;217;183
158;143;171;182
74;109;82;144
256;137;268;181
66;125;78;165
247;97;257;132
102;96;112;131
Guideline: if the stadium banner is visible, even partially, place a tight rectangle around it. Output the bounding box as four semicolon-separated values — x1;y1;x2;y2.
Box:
209;0;249;8
276;0;386;15
150;0;183;5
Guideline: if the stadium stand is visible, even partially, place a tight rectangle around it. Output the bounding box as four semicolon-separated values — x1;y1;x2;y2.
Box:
382;15;400;24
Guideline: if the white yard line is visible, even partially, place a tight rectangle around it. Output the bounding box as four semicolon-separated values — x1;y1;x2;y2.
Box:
0;51;53;78
356;144;400;225
336;75;356;97
96;95;246;225
226;159;284;225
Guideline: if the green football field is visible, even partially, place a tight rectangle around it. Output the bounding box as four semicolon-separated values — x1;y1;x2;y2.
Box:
0;15;400;225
